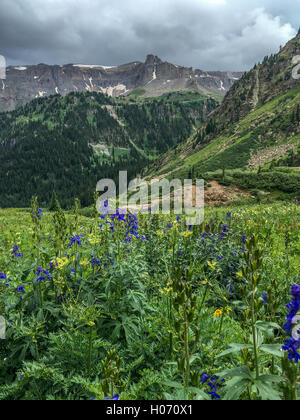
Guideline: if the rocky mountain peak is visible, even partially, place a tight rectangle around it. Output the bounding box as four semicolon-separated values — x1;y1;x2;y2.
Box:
145;54;163;66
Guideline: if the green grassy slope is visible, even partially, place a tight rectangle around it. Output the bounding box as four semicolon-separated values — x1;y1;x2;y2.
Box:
148;33;300;198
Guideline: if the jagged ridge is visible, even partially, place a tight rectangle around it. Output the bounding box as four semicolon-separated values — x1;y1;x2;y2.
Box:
0;55;242;112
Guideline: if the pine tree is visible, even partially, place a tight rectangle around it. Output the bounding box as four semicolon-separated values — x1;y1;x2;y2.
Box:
222;167;226;183
49;190;61;212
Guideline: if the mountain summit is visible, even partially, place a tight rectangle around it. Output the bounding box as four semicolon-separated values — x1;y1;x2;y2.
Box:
0;55;242;112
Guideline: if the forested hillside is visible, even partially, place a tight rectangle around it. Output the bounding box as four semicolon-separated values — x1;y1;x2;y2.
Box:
0;91;218;208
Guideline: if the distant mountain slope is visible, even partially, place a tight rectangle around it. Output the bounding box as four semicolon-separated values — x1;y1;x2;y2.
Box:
0;90;218;208
150;33;300;180
0;55;242;112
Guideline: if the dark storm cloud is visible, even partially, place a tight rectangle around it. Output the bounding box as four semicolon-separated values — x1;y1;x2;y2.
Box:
0;0;298;71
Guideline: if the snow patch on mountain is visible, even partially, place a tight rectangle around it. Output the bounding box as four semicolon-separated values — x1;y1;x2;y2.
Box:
73;64;116;70
99;84;128;96
147;66;157;85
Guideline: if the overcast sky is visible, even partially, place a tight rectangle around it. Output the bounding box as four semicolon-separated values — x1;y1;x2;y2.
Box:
0;0;298;71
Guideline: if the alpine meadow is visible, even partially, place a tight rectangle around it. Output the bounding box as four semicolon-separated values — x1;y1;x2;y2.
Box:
0;0;299;403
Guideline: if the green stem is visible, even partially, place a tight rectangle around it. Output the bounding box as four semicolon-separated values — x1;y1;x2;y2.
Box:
199;284;209;315
35;342;40;362
87;327;93;378
218;310;225;338
183;293;190;389
251;288;259;379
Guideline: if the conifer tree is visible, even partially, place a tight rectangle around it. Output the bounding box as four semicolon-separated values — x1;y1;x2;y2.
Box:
49;190;61;212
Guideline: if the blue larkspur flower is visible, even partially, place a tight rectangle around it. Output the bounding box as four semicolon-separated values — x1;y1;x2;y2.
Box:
11;245;23;259
262;292;268;307
33;208;43;220
91;258;100;268
282;284;300;363
226;280;234;297
201;373;223;400
103;393;120;400
36;266;52;283
68;235;84;248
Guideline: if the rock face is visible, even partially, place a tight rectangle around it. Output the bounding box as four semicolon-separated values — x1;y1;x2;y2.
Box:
0;55;243;112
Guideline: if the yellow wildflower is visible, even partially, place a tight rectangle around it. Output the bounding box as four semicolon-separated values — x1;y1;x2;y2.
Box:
55;257;69;270
89;233;100;246
207;261;217;270
213;309;223;318
181;231;193;239
80;259;90;267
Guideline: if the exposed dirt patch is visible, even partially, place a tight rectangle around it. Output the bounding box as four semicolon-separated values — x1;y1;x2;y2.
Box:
125;180;250;214
205;180;250;205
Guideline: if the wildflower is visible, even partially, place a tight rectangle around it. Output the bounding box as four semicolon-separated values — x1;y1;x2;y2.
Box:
103;394;120;401
201;373;210;384
91;258;100;268
68;235;84;248
261;292;268;307
159;284;173;296
36;267;52;283
11;245;23;259
201;373;223;400
32;208;43;220
180;231;193;239
282;284;300;363
207;261;217;270
222;224;228;233
213;309;223;318
89;233;100;246
226;280;234;297
80;259;90;267
54;257;69;270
